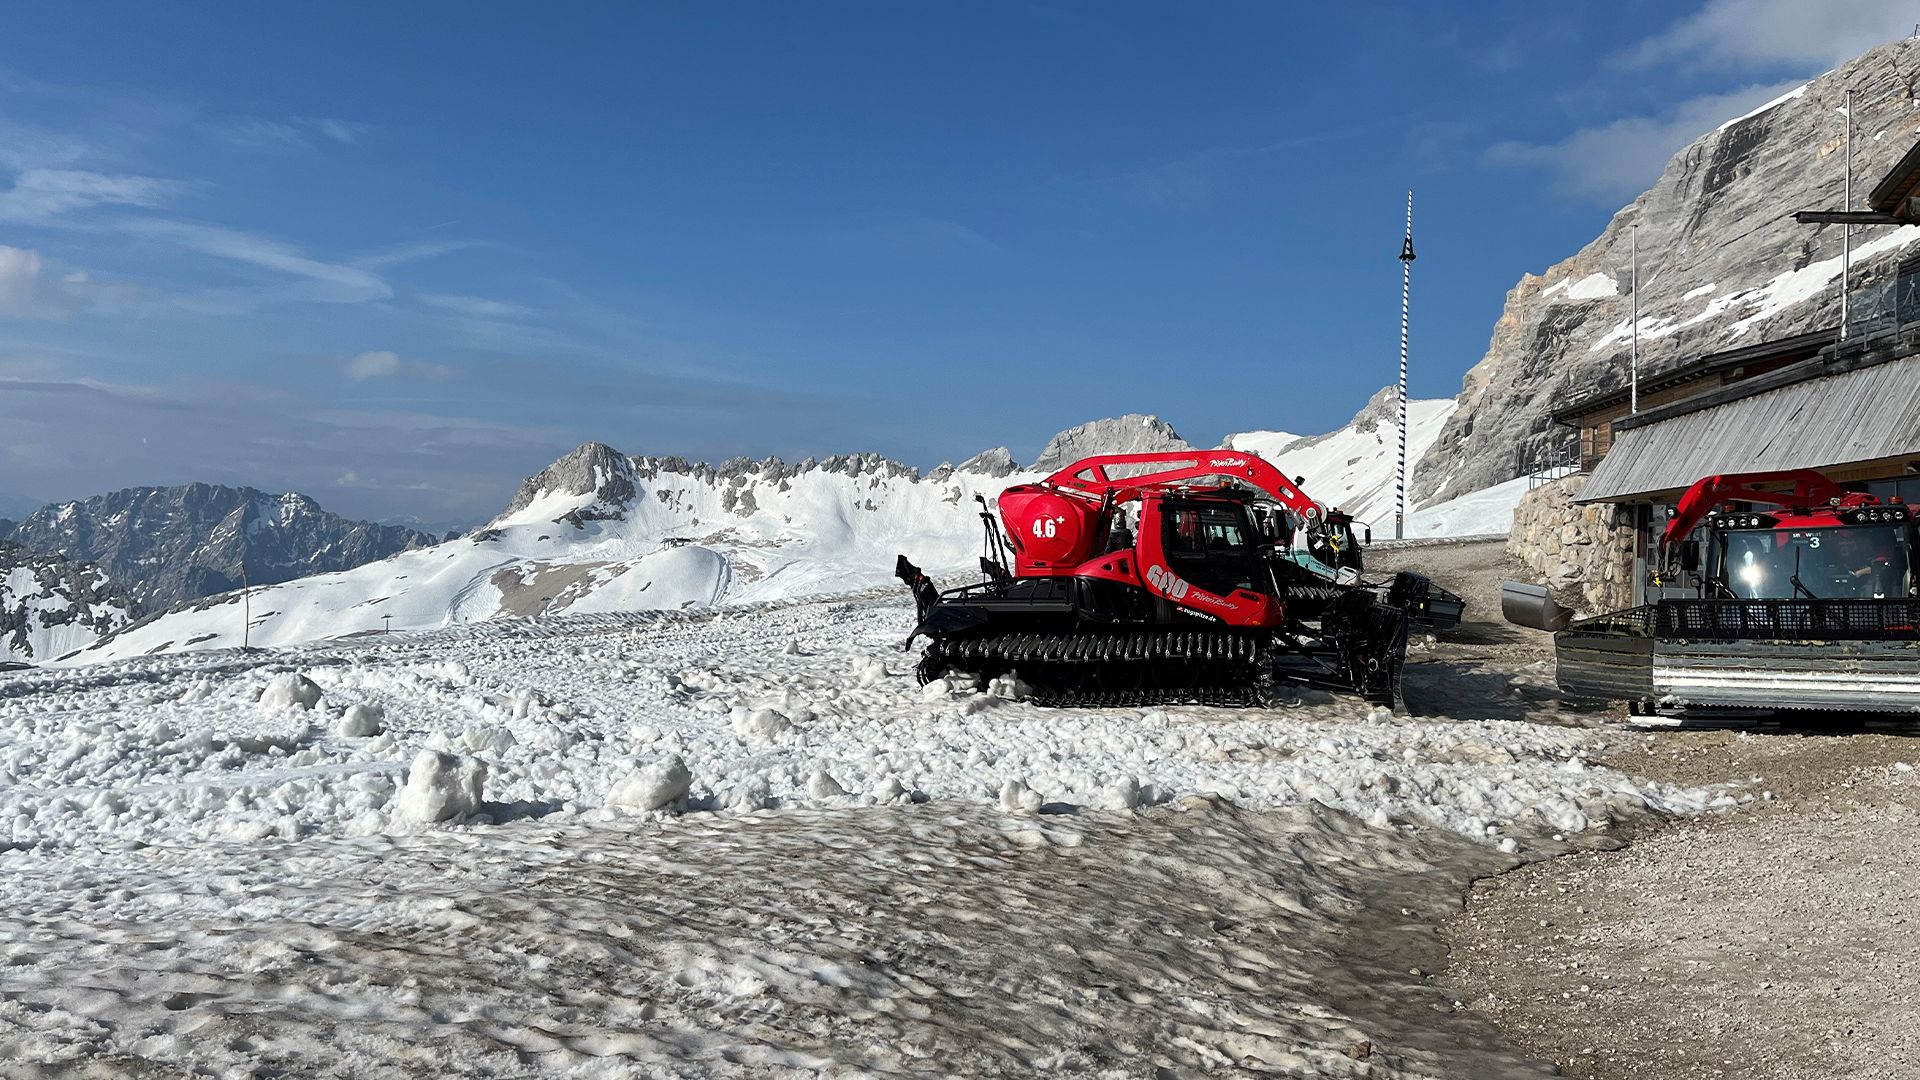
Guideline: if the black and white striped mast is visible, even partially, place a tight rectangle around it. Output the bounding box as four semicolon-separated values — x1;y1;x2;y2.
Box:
1395;190;1415;540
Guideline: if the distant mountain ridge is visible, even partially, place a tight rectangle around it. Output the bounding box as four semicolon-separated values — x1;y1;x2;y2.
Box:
61;399;1521;663
0;484;442;613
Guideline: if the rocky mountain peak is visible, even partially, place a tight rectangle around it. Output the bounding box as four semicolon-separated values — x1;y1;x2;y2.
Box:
1030;414;1189;473
503;442;638;519
1414;37;1920;502
955;446;1018;477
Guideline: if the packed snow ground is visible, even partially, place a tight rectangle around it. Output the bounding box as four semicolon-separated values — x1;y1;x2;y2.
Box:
0;587;1734;1076
2;590;1727;853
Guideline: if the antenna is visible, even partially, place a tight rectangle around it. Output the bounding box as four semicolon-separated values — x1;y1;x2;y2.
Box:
1396;189;1415;541
1630;223;1639;413
1842;88;1854;340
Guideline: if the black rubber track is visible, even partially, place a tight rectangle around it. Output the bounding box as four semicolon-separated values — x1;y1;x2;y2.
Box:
916;628;1276;708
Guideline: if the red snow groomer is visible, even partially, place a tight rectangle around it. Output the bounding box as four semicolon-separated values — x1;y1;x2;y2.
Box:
1508;468;1920;714
894;451;1463;706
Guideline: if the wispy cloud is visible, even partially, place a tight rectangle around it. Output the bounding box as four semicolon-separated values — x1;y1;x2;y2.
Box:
862;214;998;251
0;168;182;221
1485;80;1806;203
342;349;456;381
0;120;97;173
0;245;144;319
314;118;368;144
117;219;393;307
345;350;399;379
419;293;536;320
351;240;484;269
1622;0;1914;70
204;115;372;151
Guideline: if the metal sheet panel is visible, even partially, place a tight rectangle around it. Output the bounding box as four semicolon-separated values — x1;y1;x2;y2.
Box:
1654;638;1920;712
1580;354;1920;502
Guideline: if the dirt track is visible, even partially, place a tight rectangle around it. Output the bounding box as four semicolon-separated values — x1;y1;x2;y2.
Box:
1395;539;1920;1079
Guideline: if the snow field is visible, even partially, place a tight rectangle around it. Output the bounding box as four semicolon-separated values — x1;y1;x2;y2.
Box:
0;800;1553;1078
0;589;1730;856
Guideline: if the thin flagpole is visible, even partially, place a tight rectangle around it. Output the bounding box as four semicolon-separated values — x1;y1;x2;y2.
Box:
1630;224;1638;414
1396;190;1415;540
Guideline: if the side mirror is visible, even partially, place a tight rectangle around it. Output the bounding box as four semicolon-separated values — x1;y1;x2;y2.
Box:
1678;539;1701;573
1363;526;1373;546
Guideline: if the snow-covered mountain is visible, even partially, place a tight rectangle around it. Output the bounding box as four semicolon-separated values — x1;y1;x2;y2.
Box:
61;402;1518;663
1;484;443;613
0;541;135;665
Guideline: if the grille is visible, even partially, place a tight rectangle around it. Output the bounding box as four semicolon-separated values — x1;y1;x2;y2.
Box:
1655;598;1920;640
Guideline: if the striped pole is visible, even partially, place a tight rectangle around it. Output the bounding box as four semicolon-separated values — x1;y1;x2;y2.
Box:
1396;190;1415;540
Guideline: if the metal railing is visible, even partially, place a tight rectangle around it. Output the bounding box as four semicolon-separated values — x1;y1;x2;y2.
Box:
1838;264;1920;340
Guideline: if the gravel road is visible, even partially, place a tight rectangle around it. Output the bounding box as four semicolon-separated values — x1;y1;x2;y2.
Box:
1412;540;1920;1079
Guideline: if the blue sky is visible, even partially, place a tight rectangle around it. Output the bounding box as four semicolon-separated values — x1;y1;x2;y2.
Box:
0;0;1910;526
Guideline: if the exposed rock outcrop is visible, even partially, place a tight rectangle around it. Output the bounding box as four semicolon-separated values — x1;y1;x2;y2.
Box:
0;541;135;663
1417;37;1920;504
1029;415;1190;473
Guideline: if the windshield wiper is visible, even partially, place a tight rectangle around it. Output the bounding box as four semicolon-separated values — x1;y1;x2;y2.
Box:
1790;546;1819;600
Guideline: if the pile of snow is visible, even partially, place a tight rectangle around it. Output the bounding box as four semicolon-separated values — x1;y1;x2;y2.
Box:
62;396;1523;663
395;750;486;824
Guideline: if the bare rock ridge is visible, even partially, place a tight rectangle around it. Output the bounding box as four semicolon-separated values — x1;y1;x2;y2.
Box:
1414;36;1920;503
1029;414;1190;473
0;540;135;664
507;415;1191;526
0;484;441;613
952;446;1018;478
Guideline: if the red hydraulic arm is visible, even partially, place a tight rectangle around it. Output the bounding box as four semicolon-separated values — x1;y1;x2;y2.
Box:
1662;469;1870;547
1042;451;1326;521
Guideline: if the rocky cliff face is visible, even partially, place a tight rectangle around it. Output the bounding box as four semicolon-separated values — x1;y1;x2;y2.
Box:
1030;415;1190;473
1415;37;1920;504
0;541;135;664
1;485;440;613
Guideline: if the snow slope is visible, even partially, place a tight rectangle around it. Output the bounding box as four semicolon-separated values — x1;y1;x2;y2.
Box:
1223;392;1464;532
63;400;1524;663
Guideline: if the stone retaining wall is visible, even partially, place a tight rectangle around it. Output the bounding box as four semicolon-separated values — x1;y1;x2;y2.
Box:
1507;474;1636;615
